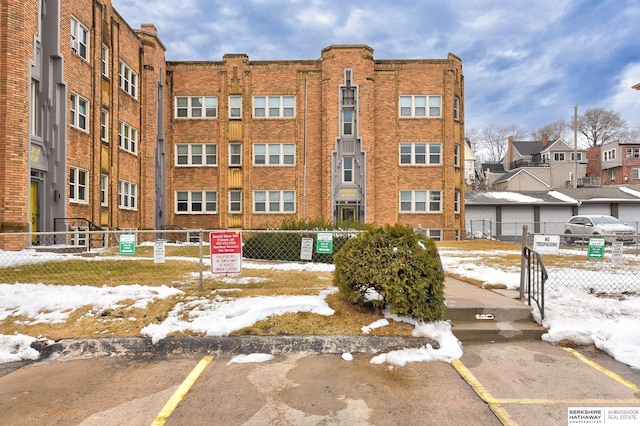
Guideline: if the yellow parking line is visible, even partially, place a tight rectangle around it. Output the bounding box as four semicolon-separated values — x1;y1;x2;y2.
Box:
452;359;518;425
562;347;640;393
453;350;640;425
494;397;639;404
151;355;214;426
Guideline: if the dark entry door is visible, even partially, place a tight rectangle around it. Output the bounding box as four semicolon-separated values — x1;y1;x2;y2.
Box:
339;205;357;222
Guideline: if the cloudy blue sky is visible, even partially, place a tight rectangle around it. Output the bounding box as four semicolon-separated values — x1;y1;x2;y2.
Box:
112;0;640;133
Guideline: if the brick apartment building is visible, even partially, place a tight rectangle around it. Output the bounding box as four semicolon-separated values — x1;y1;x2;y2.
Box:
586;140;640;186
0;0;465;250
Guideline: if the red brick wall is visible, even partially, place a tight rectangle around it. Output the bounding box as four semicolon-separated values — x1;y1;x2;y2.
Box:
166;46;465;237
0;0;37;240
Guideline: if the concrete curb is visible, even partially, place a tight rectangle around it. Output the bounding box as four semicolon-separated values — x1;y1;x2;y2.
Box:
32;335;439;361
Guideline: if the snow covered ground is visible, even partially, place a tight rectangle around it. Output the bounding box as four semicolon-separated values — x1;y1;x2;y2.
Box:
1;246;639;369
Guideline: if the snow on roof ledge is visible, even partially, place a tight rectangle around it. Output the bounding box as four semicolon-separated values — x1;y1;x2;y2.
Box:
620;186;640;198
483;192;543;203
548;190;578;203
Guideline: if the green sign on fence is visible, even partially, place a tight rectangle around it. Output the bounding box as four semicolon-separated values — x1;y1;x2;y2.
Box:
587;236;605;259
119;233;136;255
316;232;334;254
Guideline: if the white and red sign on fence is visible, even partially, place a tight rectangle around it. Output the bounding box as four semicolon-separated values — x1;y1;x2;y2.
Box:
209;231;242;274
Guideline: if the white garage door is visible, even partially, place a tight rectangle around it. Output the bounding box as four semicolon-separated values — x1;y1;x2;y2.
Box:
465;206;496;238
618;204;640;231
500;206;535;237
539;206;574;234
577;203;610;216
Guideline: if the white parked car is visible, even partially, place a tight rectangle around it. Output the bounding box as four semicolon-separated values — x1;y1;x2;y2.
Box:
564;215;637;244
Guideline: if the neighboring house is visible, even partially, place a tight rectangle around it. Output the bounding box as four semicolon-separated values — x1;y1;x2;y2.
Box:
492;168;551;191
463;139;477;189
485;136;587;190
465;186;640;238
478;162;505;190
586;140;640;186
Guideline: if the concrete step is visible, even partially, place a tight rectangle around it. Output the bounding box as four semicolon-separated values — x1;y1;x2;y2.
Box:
443;277;546;342
448;320;547;342
444;305;533;322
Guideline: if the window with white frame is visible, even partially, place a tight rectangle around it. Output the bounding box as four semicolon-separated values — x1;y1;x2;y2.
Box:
399;95;442;118
343;157;354;183
570;152;583;162
70;92;89;131
175;96;217;118
428;229;443;241
633;168;640;180
69;167;88;203
253;96;295;118
342;109;354;136
229;143;242;166
399;143;441;165
610;170;616;181
229;96;242;119
175;143;217;166
119;121;138;154
100;174;108;207
626;148;640;158
603;149;616;161
453;96;460;121
118;180;137;210
119;61;137;98
429;190;442;212
454;143;460;167
454;190;461;213
175;191;217;214
429;144;442;164
253;143;295;165
101;45;109;77
229;190;242;213
253;190;295;213
399;190;442;213
70;17;89;60
101;109;108;143
553;152;566;161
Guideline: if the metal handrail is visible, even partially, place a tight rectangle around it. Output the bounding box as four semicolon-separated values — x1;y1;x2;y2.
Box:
522;246;547;320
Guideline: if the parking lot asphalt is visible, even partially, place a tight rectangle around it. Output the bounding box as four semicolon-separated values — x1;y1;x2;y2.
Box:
1;339;639;425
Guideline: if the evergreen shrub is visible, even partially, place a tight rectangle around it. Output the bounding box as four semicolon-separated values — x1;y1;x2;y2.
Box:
333;223;445;322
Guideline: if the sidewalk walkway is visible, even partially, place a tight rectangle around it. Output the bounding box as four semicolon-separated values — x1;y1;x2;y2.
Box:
444;276;522;309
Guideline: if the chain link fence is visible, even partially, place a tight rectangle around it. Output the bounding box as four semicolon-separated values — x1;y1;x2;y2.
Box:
525;230;640;295
3;228;638;296
467;219;640;245
0;229;363;290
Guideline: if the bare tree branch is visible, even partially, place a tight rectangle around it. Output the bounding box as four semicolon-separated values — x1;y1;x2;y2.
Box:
577;108;626;147
478;124;527;162
531;119;571;141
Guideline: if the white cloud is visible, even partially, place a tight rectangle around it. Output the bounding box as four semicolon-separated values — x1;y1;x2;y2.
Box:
605;62;640;128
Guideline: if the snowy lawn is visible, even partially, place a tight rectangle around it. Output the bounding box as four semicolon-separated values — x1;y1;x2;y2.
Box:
1;242;639;369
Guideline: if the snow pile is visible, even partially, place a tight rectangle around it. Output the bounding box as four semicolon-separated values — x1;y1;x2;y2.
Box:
0;334;44;364
141;290;336;344
0;283;182;324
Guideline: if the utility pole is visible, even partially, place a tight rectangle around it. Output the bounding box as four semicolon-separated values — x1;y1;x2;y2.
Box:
573;104;578;188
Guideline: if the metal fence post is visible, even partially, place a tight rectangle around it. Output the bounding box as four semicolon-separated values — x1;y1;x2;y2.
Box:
519;224;528;301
